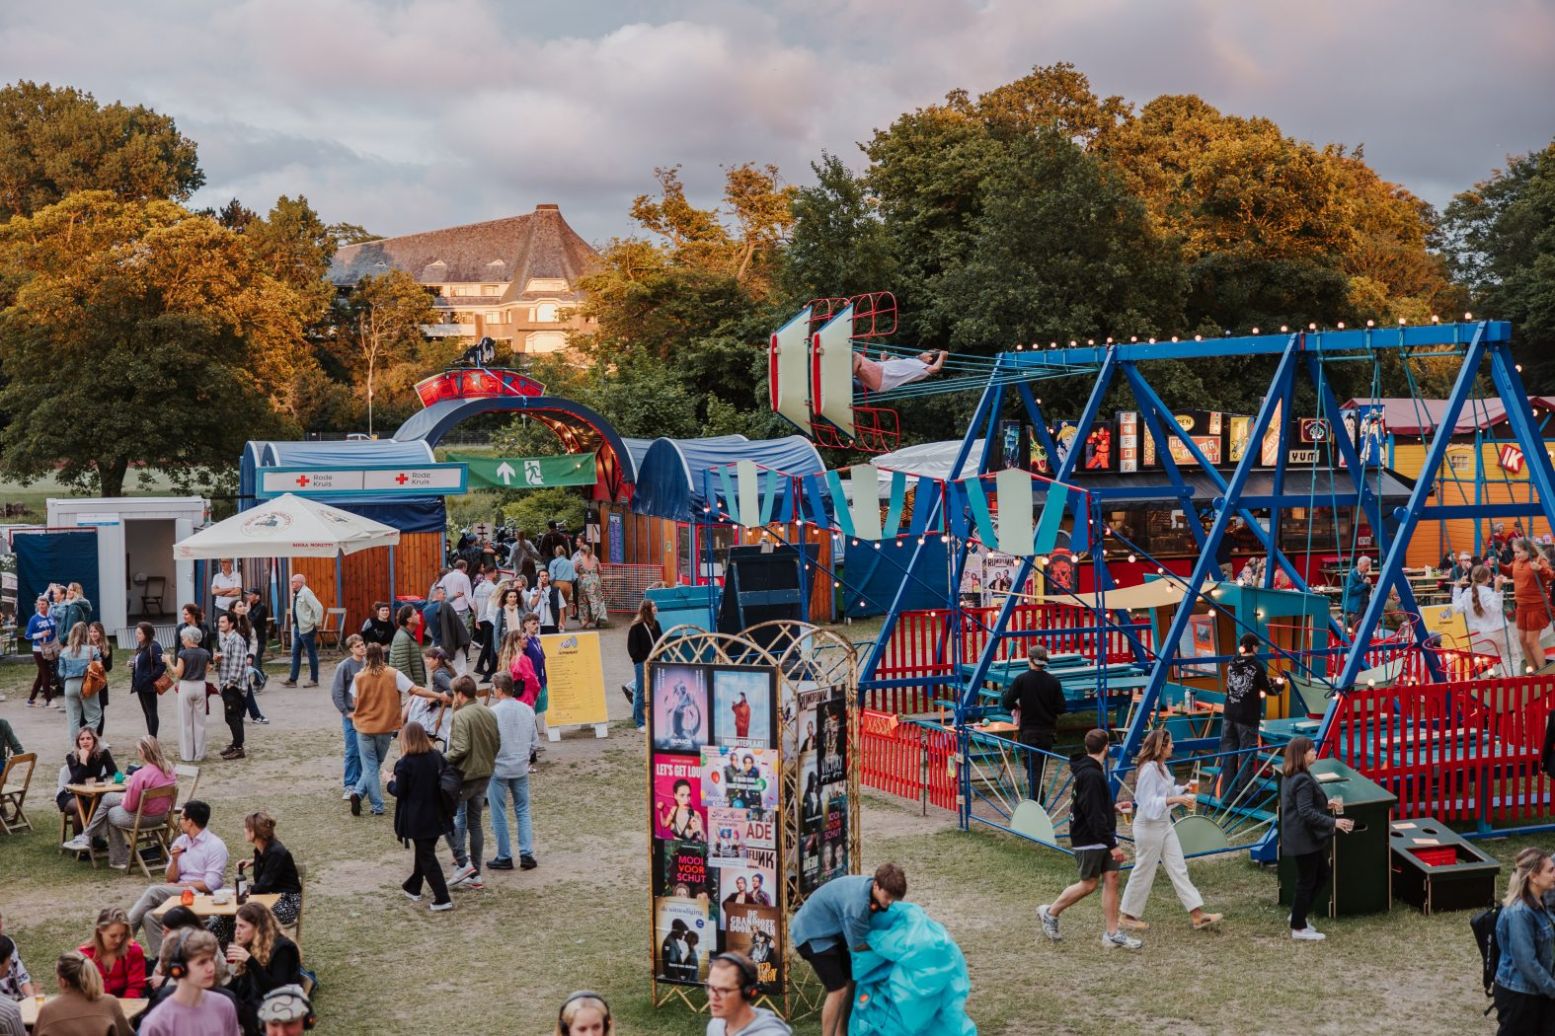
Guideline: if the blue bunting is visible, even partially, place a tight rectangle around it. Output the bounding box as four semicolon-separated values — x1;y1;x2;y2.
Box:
849;902;976;1035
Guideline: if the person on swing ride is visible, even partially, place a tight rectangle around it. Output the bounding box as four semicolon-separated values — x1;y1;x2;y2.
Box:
850;348;948;393
1453;564;1513;675
1501;538;1553;673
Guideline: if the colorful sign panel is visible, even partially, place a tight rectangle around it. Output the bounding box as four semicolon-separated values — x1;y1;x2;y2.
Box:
448;452;597;489
256;463;467;497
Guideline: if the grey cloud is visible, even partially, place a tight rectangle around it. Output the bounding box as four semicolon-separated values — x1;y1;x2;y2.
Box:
0;0;1549;241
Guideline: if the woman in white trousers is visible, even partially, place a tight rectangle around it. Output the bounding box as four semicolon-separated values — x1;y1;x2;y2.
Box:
168;627;211;762
1119;728;1223;931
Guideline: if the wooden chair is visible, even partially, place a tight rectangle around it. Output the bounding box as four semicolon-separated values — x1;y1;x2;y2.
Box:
140;576;168;616
281;861;308;948
56;764;100;868
317;608;347;650
0;752;37;834
125;784;179;879
163;764;201;839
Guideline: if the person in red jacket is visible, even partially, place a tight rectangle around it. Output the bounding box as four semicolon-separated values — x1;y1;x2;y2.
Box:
79;907;146;998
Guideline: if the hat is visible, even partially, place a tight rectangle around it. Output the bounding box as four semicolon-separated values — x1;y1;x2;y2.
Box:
244;587;261;596
1027;645;1049;667
257;985;312;1024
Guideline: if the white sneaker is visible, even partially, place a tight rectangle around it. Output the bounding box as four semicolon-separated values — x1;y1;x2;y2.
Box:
1037;904;1062;942
402;888;421;902
1101;930;1143;951
1291;927;1326;942
342;790;354;801
61;836;90;852
429;900;454;912
447;864;477;888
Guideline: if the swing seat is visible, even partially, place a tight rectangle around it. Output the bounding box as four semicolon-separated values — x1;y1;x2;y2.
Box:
1009;799;1058;846
1286;675;1333;718
1173;813;1232;855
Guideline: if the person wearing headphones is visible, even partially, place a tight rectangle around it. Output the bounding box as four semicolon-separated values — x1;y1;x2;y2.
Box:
138;930;239;1036
706;952;792;1035
554;990;613;1036
257;984;315;1036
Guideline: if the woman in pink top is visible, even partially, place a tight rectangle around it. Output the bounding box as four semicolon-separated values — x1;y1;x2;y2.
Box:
499;631;539;707
71;735;178;871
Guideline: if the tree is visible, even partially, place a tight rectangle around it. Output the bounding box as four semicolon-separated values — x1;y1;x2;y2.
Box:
246;195;337;326
0;81;202;220
1441;141;1555;389
327;222;380;247
332;270;446;434
782;153;896;302
0;192;308;495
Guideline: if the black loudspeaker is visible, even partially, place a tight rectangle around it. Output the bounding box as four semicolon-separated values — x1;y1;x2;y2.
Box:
718;544;814;644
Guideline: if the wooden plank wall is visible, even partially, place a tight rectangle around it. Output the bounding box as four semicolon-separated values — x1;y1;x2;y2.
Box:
274;532;444;637
395;532;444;601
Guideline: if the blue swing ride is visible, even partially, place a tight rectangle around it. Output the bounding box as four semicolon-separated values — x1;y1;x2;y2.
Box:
750;295;1555;859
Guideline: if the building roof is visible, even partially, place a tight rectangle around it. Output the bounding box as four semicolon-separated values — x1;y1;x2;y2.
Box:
328;204;598;293
1340;397;1555;436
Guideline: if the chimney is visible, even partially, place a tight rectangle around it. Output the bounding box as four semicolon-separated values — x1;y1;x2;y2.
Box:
535;203;560;212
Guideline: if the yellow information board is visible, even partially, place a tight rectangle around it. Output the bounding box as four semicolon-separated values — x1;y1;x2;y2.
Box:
540;630;610;740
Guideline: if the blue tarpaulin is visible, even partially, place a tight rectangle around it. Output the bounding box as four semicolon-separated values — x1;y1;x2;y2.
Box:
14;530;100;626
850;902;976;1035
631;435;824;523
240;440;445;533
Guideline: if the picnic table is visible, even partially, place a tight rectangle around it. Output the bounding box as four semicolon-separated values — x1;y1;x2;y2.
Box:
150;891;281;921
21;996;147;1028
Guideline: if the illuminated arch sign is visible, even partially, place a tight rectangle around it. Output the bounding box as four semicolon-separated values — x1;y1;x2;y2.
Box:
413;367;545;407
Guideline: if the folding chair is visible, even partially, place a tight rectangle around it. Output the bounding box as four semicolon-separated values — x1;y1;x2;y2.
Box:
0;752;37;834
317;608;347;650
281;862;308;948
164;764;201;841
125;784;179;879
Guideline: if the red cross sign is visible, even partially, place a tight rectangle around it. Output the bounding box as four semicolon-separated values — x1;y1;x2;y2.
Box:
395;473;409;485
296;475;311;487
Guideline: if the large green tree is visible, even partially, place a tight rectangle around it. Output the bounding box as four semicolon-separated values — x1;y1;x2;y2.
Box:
0;81;203;220
1441;140;1555;389
0;192;310;494
329;269;450;434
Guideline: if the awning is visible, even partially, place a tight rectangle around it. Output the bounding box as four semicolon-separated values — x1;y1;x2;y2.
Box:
174;494;400;559
1038;580;1190;611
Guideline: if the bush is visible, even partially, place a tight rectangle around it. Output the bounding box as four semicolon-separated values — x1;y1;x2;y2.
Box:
502;487;587;539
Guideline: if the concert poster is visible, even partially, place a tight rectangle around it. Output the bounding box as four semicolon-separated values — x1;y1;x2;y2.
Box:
708;807;747;863
702;746;779;815
724;903;783;990
655;840;710;901
715;860;778;929
651;663;710;753
652;754;706;843
654;896;712;985
711;666;776;748
822;790;850;880
818;694;848;786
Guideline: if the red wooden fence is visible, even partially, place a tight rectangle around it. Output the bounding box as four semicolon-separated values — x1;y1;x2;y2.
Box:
859;710;961;814
1327;674;1555;825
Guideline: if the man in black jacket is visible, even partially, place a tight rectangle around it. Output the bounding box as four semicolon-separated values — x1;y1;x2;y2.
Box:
999;645;1066;802
1220;633;1271;805
1036;729;1140;950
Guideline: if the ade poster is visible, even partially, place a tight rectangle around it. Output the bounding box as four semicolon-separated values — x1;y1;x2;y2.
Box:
649;661;785;993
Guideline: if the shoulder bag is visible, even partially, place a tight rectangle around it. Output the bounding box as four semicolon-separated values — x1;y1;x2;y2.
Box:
82;659;107;698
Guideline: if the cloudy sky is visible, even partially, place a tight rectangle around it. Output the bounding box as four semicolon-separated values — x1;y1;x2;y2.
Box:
3;1;1551;245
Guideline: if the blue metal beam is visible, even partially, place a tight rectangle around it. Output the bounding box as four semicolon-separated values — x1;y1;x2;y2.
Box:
1120;342;1302;767
1324;324;1491;702
1001;321;1508;369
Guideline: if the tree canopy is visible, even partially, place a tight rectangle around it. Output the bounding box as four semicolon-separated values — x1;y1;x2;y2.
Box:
0;81;202;220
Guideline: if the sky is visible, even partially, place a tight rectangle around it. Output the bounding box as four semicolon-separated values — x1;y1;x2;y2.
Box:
2;1;1552;246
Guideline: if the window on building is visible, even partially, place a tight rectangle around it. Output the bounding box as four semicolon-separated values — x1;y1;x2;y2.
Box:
483;285;499;294
486;311;503;323
535;302;559;322
527;330;567;354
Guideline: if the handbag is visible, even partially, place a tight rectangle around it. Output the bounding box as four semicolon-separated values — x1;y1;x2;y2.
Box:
205;681;221;697
82;659;107;698
153;672;175;695
40;640;61;661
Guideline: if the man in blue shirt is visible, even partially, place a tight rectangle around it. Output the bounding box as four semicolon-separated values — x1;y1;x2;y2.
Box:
788;863;906;1036
1343;556;1374;631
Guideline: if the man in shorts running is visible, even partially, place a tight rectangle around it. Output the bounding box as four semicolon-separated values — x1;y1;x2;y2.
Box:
1037;728;1140;950
789;862;907;1036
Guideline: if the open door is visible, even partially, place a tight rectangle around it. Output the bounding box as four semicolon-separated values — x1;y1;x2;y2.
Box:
174;518;195;614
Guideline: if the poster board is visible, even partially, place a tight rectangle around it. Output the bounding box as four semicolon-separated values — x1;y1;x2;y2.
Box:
646;624;859;1020
540;631;608;740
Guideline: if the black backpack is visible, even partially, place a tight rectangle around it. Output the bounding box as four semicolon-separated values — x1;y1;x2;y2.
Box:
1470;906;1501;1013
436;755;462;825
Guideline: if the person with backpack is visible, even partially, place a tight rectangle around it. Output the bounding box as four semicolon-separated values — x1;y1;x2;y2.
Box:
1280;735;1355;942
1491;847;1555;1033
387;721;454;912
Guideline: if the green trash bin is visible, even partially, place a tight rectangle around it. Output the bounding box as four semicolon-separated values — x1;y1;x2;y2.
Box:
1278;758;1397;917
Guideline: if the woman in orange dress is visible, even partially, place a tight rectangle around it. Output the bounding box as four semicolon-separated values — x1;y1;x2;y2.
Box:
1503;539;1553;673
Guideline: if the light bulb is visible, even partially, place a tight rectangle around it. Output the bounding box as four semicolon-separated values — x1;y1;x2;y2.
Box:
1280;325;1289;333
1337;322;1345;329
1465;311;1473;320
1398;318;1406;325
1251;327;1260;334
1127;554;1137;563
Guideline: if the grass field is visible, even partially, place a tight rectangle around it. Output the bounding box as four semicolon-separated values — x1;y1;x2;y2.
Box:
0;472;194;524
0;639;1517;1035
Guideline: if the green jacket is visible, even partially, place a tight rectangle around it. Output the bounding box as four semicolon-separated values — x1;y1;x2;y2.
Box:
447;700;499;781
389;628;427;685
